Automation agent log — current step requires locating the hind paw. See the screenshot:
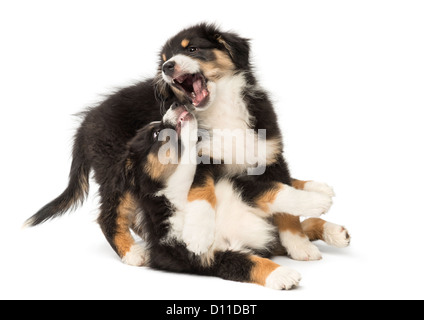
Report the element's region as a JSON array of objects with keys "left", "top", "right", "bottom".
[
  {"left": 265, "top": 266, "right": 302, "bottom": 290},
  {"left": 122, "top": 243, "right": 148, "bottom": 266},
  {"left": 281, "top": 231, "right": 322, "bottom": 261},
  {"left": 323, "top": 222, "right": 351, "bottom": 248}
]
